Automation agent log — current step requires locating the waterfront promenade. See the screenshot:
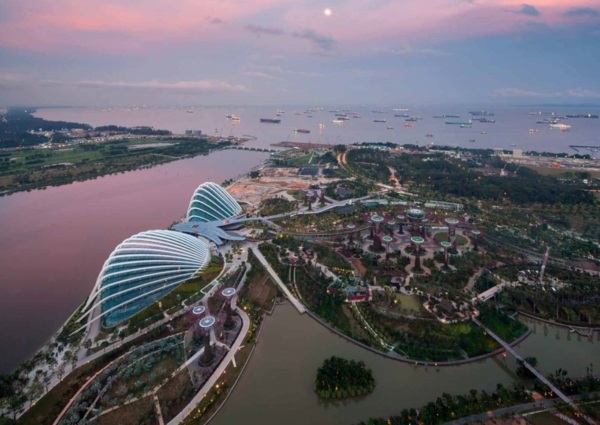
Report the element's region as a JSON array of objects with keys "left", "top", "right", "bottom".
[{"left": 167, "top": 308, "right": 250, "bottom": 424}]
